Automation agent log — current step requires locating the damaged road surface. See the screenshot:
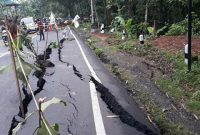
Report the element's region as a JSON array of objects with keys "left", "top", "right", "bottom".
[{"left": 0, "top": 29, "right": 159, "bottom": 135}]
